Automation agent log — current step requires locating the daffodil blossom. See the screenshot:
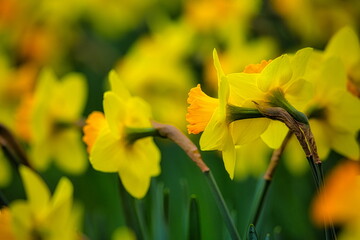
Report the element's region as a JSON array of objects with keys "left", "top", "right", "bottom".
[
  {"left": 83, "top": 71, "right": 161, "bottom": 199},
  {"left": 4, "top": 166, "right": 81, "bottom": 240},
  {"left": 187, "top": 48, "right": 312, "bottom": 178},
  {"left": 16, "top": 69, "right": 88, "bottom": 174}
]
